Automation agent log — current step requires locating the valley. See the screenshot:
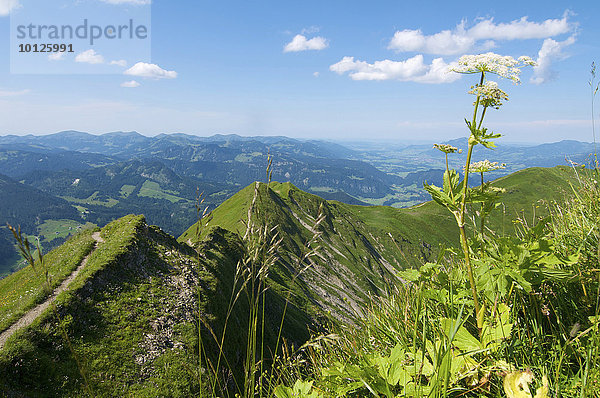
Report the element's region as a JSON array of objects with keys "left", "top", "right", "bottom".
[{"left": 0, "top": 131, "right": 592, "bottom": 277}]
